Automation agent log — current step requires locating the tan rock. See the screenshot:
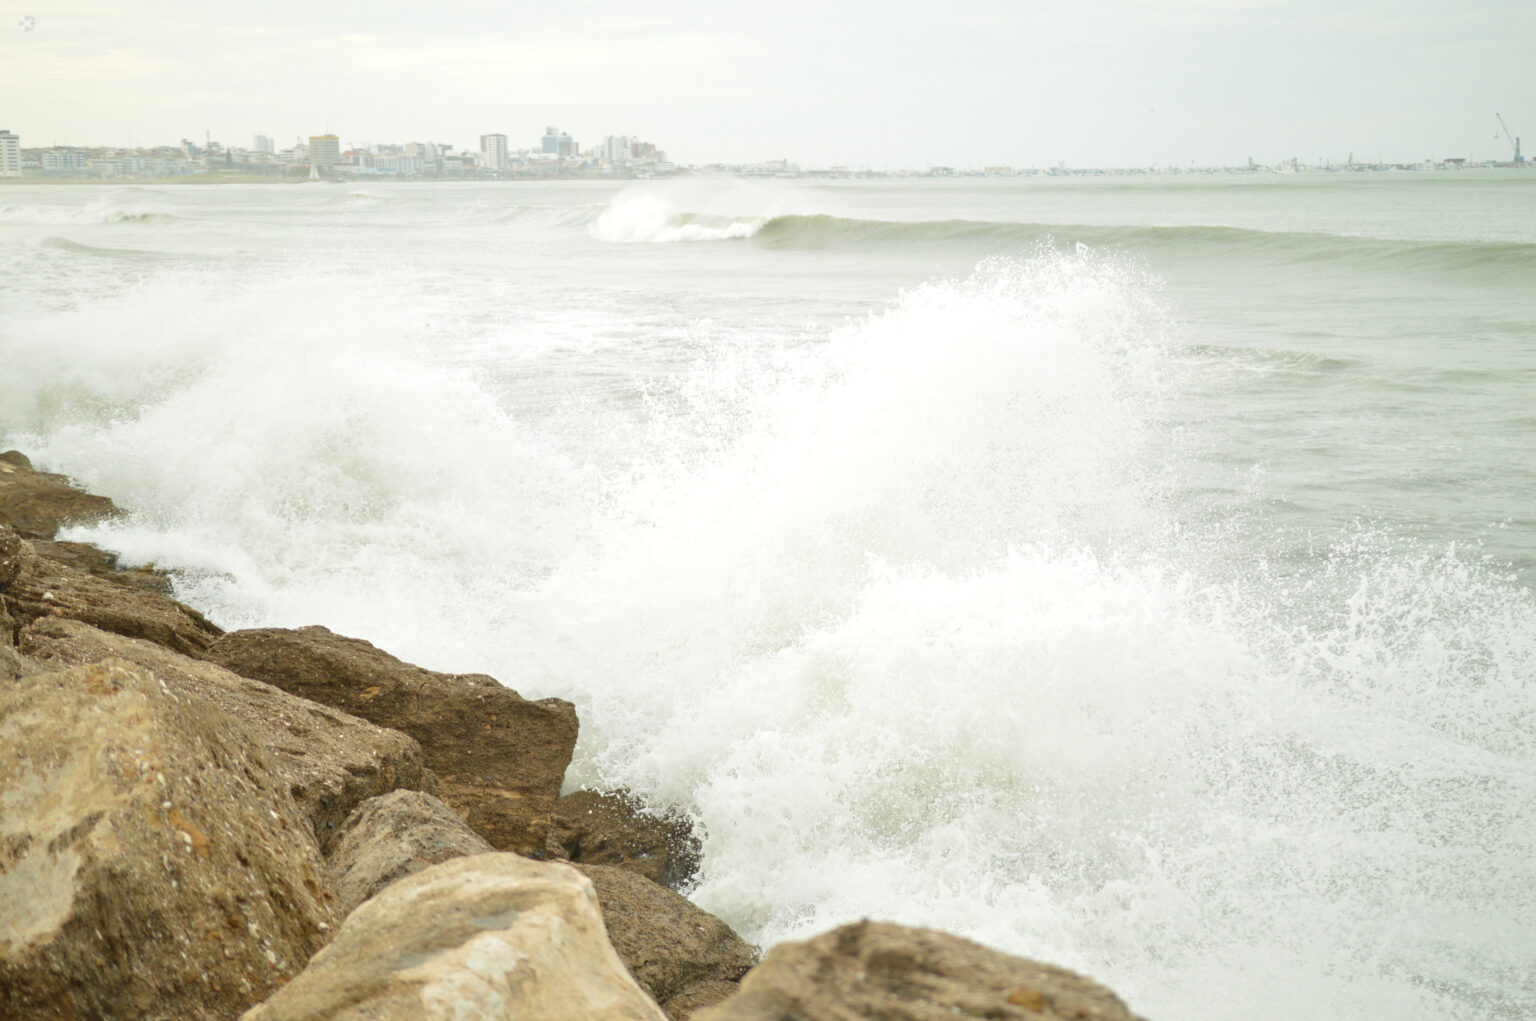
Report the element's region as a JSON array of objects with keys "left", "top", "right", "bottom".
[
  {"left": 0, "top": 452, "right": 175, "bottom": 595},
  {"left": 552, "top": 789, "right": 702, "bottom": 890},
  {"left": 0, "top": 451, "right": 116, "bottom": 539},
  {"left": 0, "top": 642, "right": 40, "bottom": 681},
  {"left": 0, "top": 525, "right": 222, "bottom": 658},
  {"left": 30, "top": 538, "right": 174, "bottom": 596},
  {"left": 0, "top": 659, "right": 337, "bottom": 1020},
  {"left": 328, "top": 790, "right": 495, "bottom": 918},
  {"left": 19, "top": 617, "right": 437, "bottom": 852},
  {"left": 242, "top": 853, "right": 669, "bottom": 1021},
  {"left": 207, "top": 626, "right": 578, "bottom": 855},
  {"left": 577, "top": 864, "right": 758, "bottom": 1020},
  {"left": 693, "top": 920, "right": 1148, "bottom": 1021}
]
